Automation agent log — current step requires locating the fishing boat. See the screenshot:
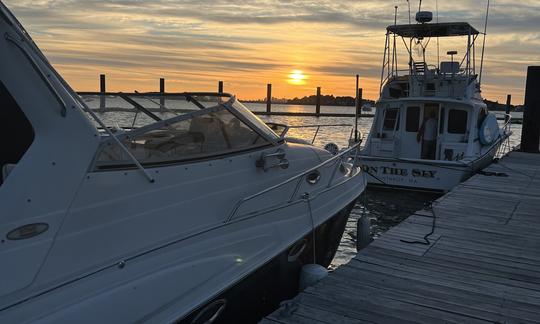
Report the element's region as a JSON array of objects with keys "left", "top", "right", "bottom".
[
  {"left": 358, "top": 9, "right": 511, "bottom": 192},
  {"left": 0, "top": 2, "right": 366, "bottom": 323}
]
